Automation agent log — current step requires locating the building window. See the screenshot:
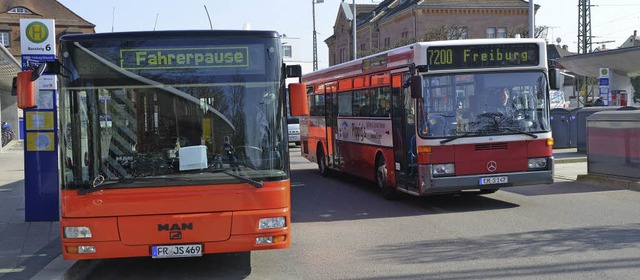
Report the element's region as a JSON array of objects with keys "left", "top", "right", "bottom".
[
  {"left": 0, "top": 32, "right": 9, "bottom": 47},
  {"left": 486, "top": 27, "right": 496, "bottom": 38},
  {"left": 339, "top": 48, "right": 345, "bottom": 63},
  {"left": 401, "top": 30, "right": 409, "bottom": 39},
  {"left": 360, "top": 43, "right": 366, "bottom": 51},
  {"left": 383, "top": 37, "right": 390, "bottom": 48},
  {"left": 497, "top": 27, "right": 507, "bottom": 38},
  {"left": 8, "top": 7, "right": 32, "bottom": 14},
  {"left": 282, "top": 45, "right": 292, "bottom": 58}
]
